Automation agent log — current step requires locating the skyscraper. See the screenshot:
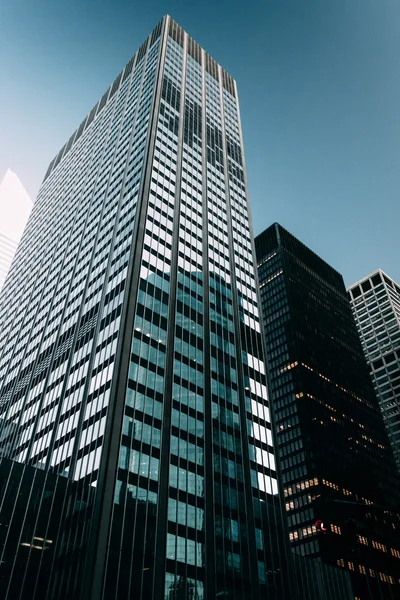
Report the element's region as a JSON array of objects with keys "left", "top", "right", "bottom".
[
  {"left": 348, "top": 270, "right": 400, "bottom": 473},
  {"left": 0, "top": 168, "right": 32, "bottom": 292},
  {"left": 0, "top": 17, "right": 290, "bottom": 600},
  {"left": 255, "top": 223, "right": 400, "bottom": 600}
]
